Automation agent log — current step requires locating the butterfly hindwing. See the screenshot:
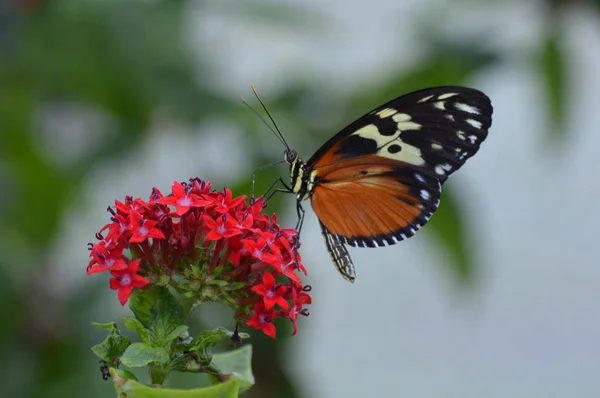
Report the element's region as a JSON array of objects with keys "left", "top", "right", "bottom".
[
  {"left": 311, "top": 157, "right": 442, "bottom": 248},
  {"left": 307, "top": 86, "right": 492, "bottom": 184}
]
